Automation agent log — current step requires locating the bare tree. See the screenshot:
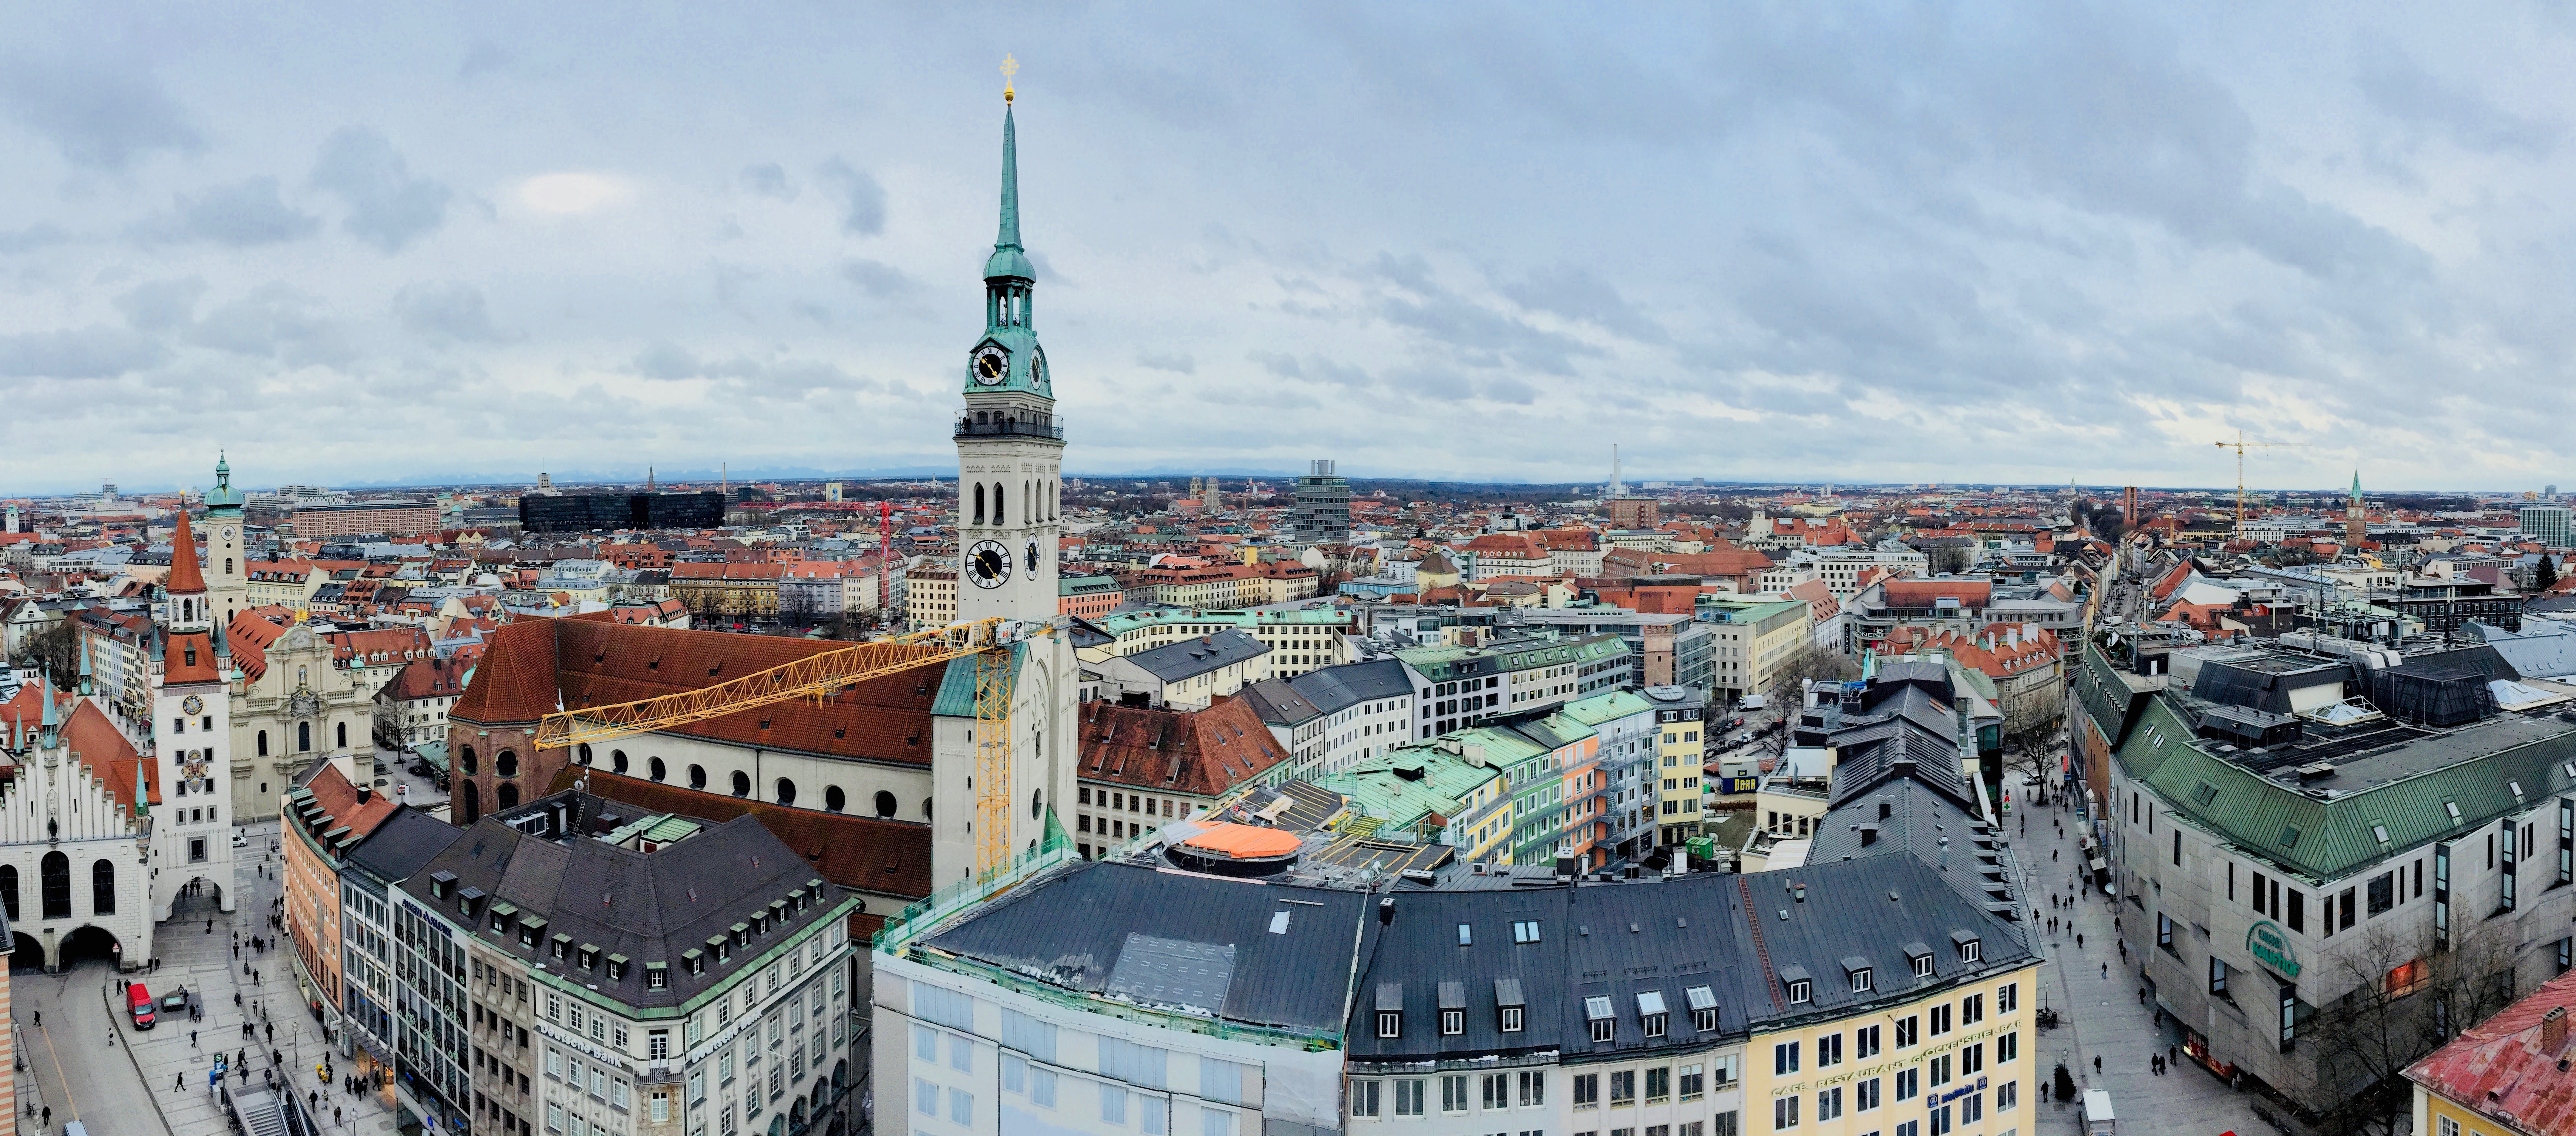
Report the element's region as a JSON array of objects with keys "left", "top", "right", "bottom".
[
  {"left": 1764, "top": 643, "right": 1858, "bottom": 710},
  {"left": 1997, "top": 698, "right": 2064, "bottom": 788},
  {"left": 8, "top": 618, "right": 77, "bottom": 688},
  {"left": 2300, "top": 917, "right": 2522, "bottom": 1136}
]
